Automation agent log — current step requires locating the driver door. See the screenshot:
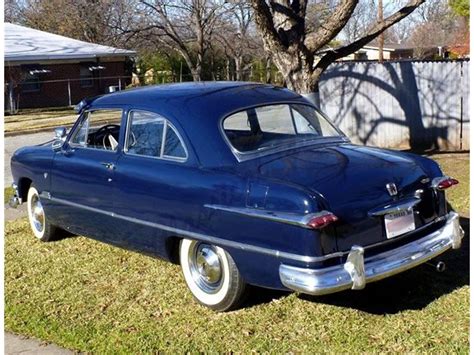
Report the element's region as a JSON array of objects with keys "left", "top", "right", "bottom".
[{"left": 50, "top": 108, "right": 124, "bottom": 240}]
